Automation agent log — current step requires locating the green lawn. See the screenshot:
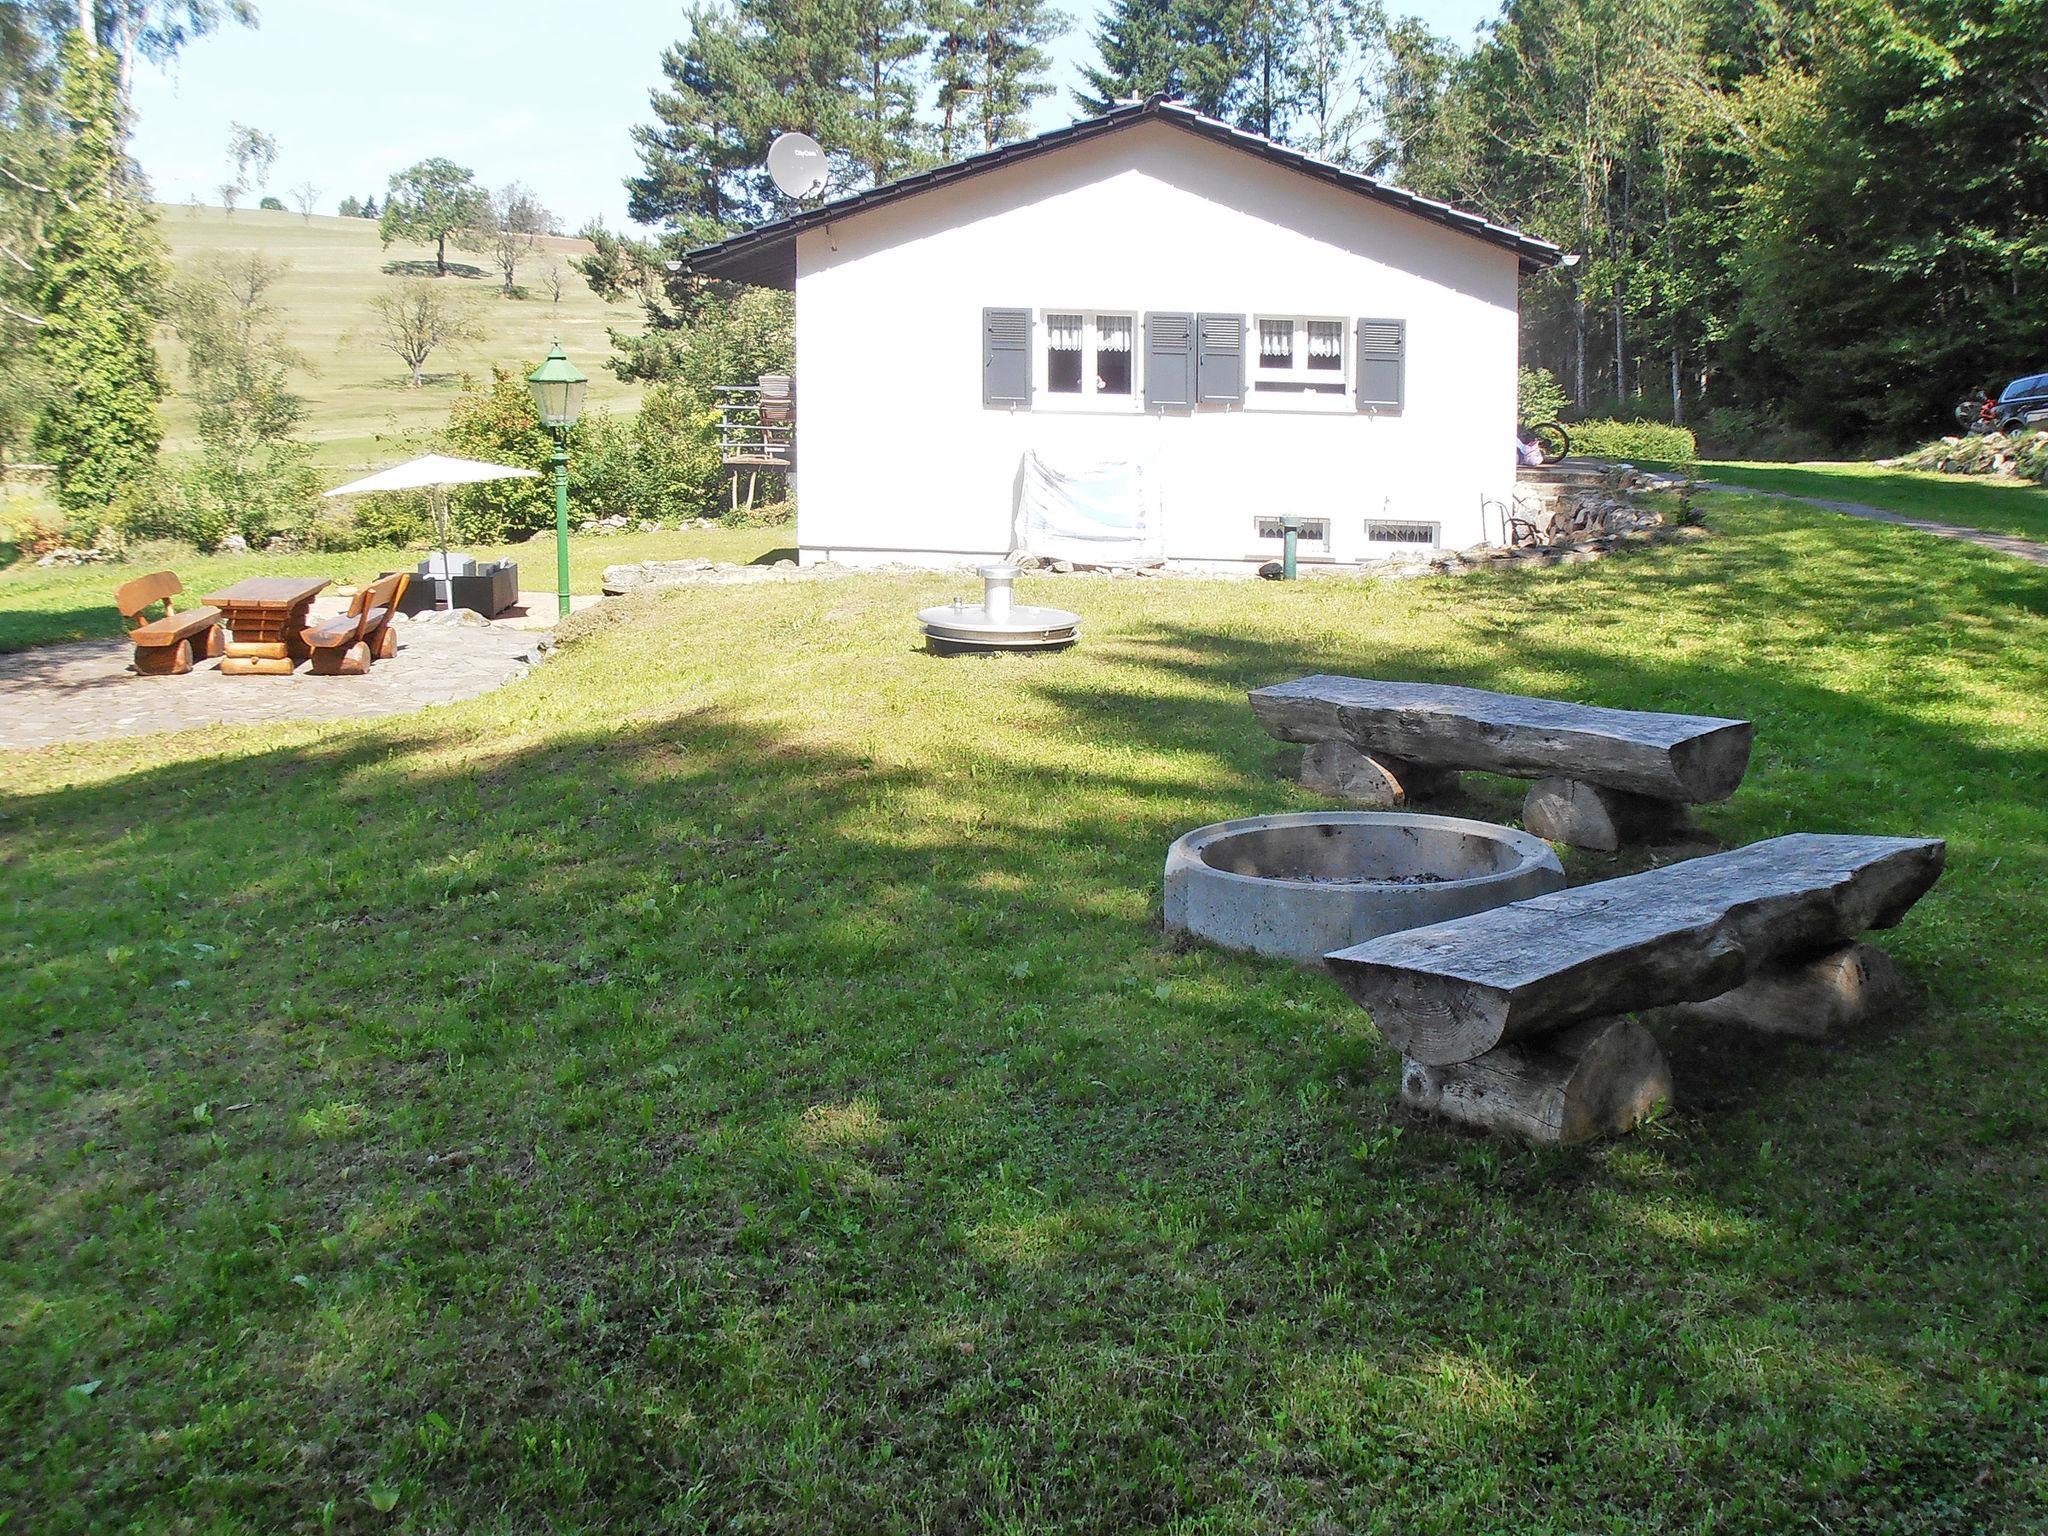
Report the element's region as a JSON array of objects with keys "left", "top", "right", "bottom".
[
  {"left": 155, "top": 204, "right": 648, "bottom": 473},
  {"left": 1701, "top": 458, "right": 2048, "bottom": 543},
  {"left": 0, "top": 526, "right": 791, "bottom": 653},
  {"left": 4, "top": 492, "right": 2044, "bottom": 1531}
]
